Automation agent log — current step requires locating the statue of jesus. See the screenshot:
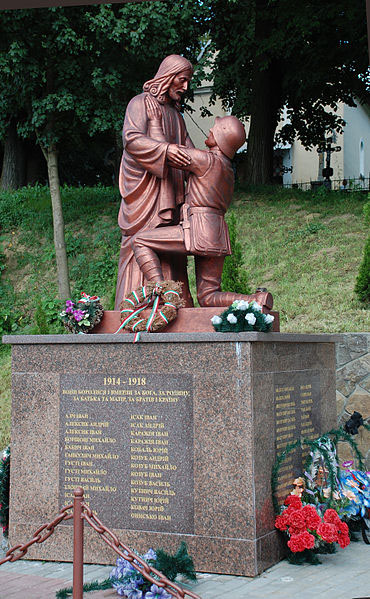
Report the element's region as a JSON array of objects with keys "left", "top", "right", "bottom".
[{"left": 114, "top": 55, "right": 195, "bottom": 309}]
